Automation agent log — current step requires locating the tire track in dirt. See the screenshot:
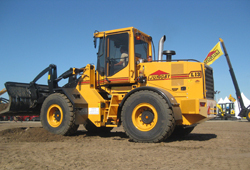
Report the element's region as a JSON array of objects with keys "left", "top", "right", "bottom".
[{"left": 0, "top": 121, "right": 250, "bottom": 170}]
